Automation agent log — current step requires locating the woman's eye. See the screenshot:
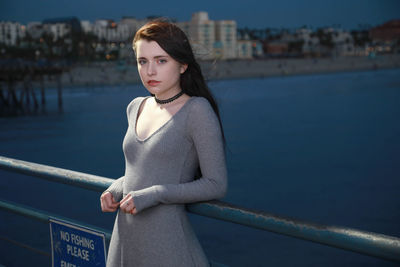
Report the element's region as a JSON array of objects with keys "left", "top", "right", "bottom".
[
  {"left": 158, "top": 59, "right": 167, "bottom": 64},
  {"left": 138, "top": 60, "right": 146, "bottom": 65}
]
